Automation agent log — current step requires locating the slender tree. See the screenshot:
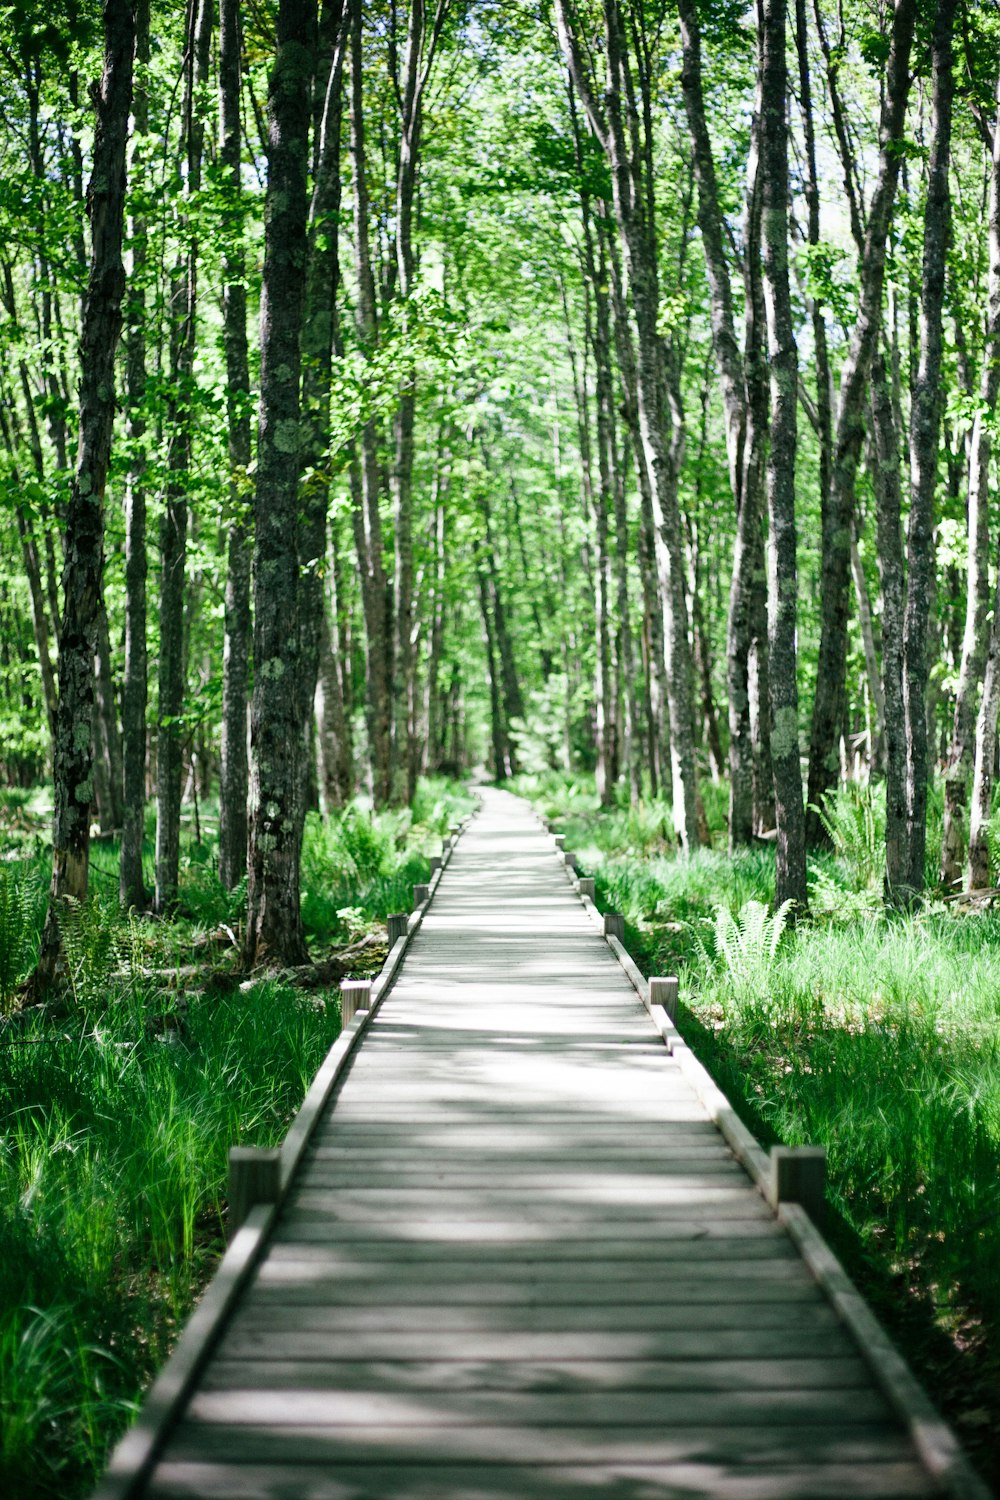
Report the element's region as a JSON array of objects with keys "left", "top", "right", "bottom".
[
  {"left": 555, "top": 0, "right": 700, "bottom": 849},
  {"left": 902, "top": 0, "right": 956, "bottom": 899},
  {"left": 217, "top": 0, "right": 253, "bottom": 891},
  {"left": 805, "top": 0, "right": 916, "bottom": 843},
  {"left": 118, "top": 0, "right": 148, "bottom": 911},
  {"left": 35, "top": 0, "right": 134, "bottom": 989},
  {"left": 154, "top": 0, "right": 212, "bottom": 912},
  {"left": 759, "top": 0, "right": 806, "bottom": 909},
  {"left": 244, "top": 0, "right": 316, "bottom": 968}
]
